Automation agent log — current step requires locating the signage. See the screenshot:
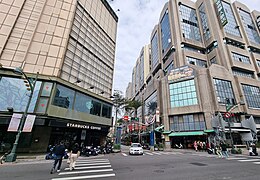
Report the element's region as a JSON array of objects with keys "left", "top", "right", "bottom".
[
  {"left": 66, "top": 123, "right": 101, "bottom": 130},
  {"left": 7, "top": 113, "right": 22, "bottom": 132},
  {"left": 168, "top": 66, "right": 195, "bottom": 82},
  {"left": 123, "top": 116, "right": 129, "bottom": 121},
  {"left": 214, "top": 0, "right": 228, "bottom": 27},
  {"left": 22, "top": 115, "right": 36, "bottom": 132}
]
